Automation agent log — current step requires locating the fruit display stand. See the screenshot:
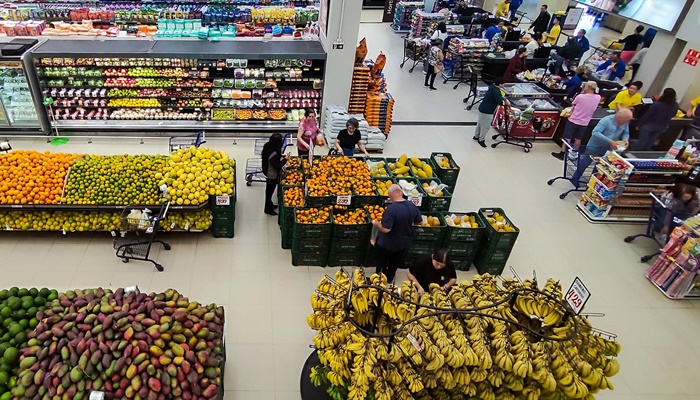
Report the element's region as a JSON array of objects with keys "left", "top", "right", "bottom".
[
  {"left": 305, "top": 268, "right": 622, "bottom": 400},
  {"left": 645, "top": 215, "right": 700, "bottom": 299},
  {"left": 430, "top": 152, "right": 460, "bottom": 191},
  {"left": 577, "top": 152, "right": 683, "bottom": 223},
  {"left": 0, "top": 286, "right": 226, "bottom": 399},
  {"left": 328, "top": 209, "right": 373, "bottom": 267},
  {"left": 0, "top": 148, "right": 235, "bottom": 236},
  {"left": 23, "top": 39, "right": 326, "bottom": 134}
]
